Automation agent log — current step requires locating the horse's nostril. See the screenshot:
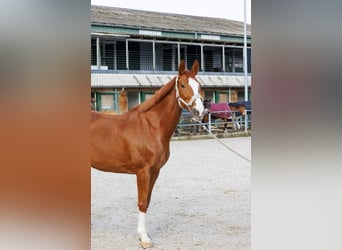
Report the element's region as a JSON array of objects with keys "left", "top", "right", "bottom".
[{"left": 191, "top": 109, "right": 199, "bottom": 118}]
